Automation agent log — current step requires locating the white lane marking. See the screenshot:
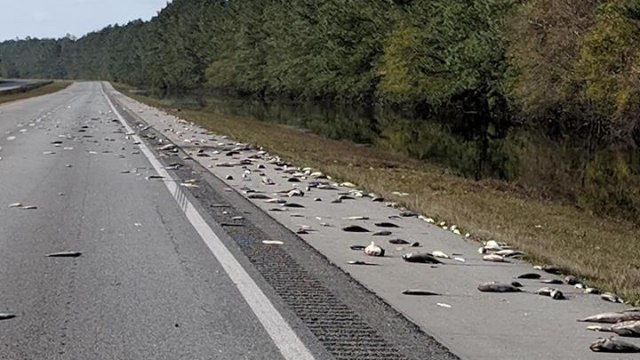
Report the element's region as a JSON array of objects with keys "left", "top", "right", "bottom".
[{"left": 101, "top": 84, "right": 315, "bottom": 360}]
